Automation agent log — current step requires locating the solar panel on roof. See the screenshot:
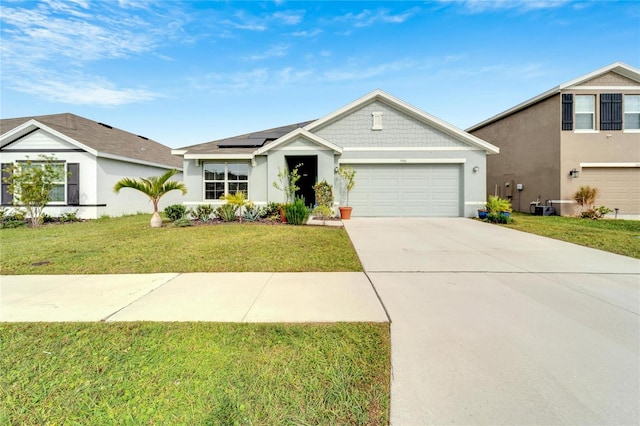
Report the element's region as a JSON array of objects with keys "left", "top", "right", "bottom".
[{"left": 218, "top": 138, "right": 267, "bottom": 148}]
